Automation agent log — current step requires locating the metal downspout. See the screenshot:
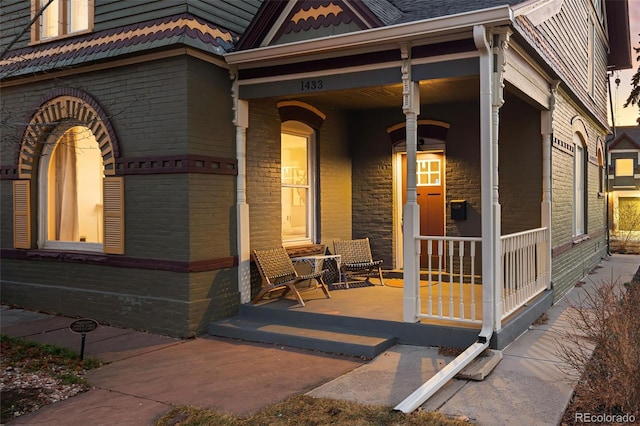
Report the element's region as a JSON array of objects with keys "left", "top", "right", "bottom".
[
  {"left": 394, "top": 24, "right": 498, "bottom": 413},
  {"left": 231, "top": 69, "right": 251, "bottom": 303},
  {"left": 606, "top": 73, "right": 617, "bottom": 254}
]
